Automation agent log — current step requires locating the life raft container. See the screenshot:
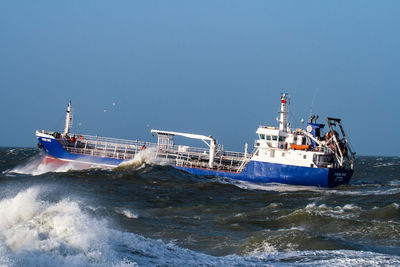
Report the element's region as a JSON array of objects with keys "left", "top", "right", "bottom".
[{"left": 290, "top": 144, "right": 310, "bottom": 150}]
